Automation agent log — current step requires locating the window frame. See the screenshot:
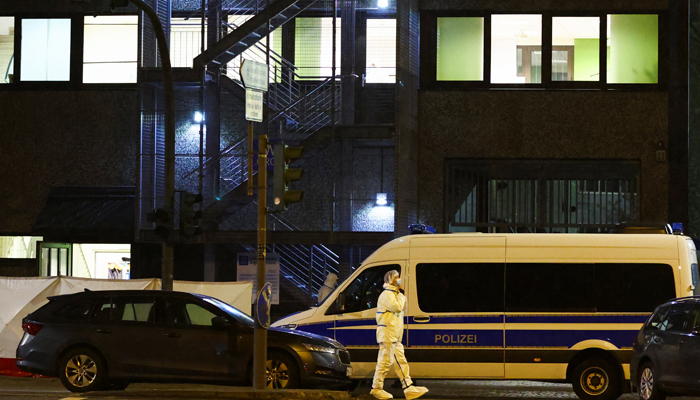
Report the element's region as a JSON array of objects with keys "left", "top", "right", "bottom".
[
  {"left": 421, "top": 9, "right": 668, "bottom": 91},
  {"left": 0, "top": 12, "right": 140, "bottom": 91}
]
